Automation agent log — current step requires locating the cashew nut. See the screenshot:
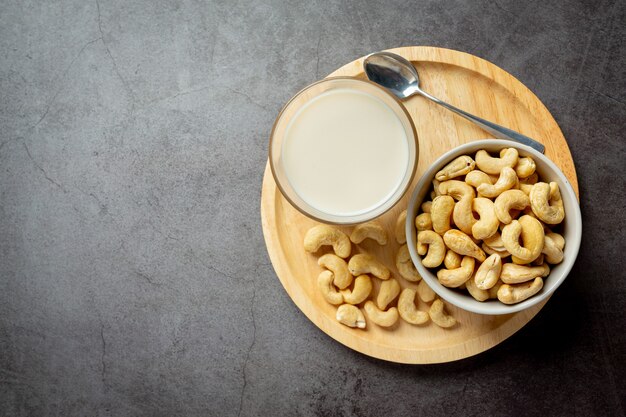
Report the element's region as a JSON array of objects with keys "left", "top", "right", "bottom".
[
  {"left": 348, "top": 254, "right": 390, "bottom": 280},
  {"left": 317, "top": 271, "right": 343, "bottom": 305},
  {"left": 520, "top": 172, "right": 539, "bottom": 185},
  {"left": 442, "top": 229, "right": 486, "bottom": 262},
  {"left": 304, "top": 225, "right": 351, "bottom": 258},
  {"left": 482, "top": 242, "right": 511, "bottom": 258},
  {"left": 437, "top": 256, "right": 475, "bottom": 288},
  {"left": 340, "top": 275, "right": 372, "bottom": 305},
  {"left": 398, "top": 289, "right": 430, "bottom": 325},
  {"left": 439, "top": 180, "right": 476, "bottom": 235},
  {"left": 475, "top": 148, "right": 519, "bottom": 174},
  {"left": 497, "top": 277, "right": 544, "bottom": 304},
  {"left": 501, "top": 263, "right": 550, "bottom": 284},
  {"left": 417, "top": 242, "right": 427, "bottom": 255},
  {"left": 432, "top": 179, "right": 441, "bottom": 197},
  {"left": 532, "top": 253, "right": 545, "bottom": 266},
  {"left": 438, "top": 180, "right": 475, "bottom": 200},
  {"left": 546, "top": 232, "right": 565, "bottom": 250},
  {"left": 494, "top": 190, "right": 530, "bottom": 224},
  {"left": 364, "top": 301, "right": 399, "bottom": 327},
  {"left": 318, "top": 254, "right": 352, "bottom": 290},
  {"left": 444, "top": 249, "right": 462, "bottom": 269},
  {"left": 466, "top": 272, "right": 489, "bottom": 301},
  {"left": 395, "top": 210, "right": 407, "bottom": 244},
  {"left": 476, "top": 167, "right": 518, "bottom": 198},
  {"left": 519, "top": 183, "right": 534, "bottom": 196},
  {"left": 482, "top": 283, "right": 500, "bottom": 302},
  {"left": 541, "top": 234, "right": 564, "bottom": 264},
  {"left": 377, "top": 278, "right": 401, "bottom": 310},
  {"left": 415, "top": 213, "right": 433, "bottom": 232},
  {"left": 421, "top": 201, "right": 432, "bottom": 213},
  {"left": 471, "top": 197, "right": 500, "bottom": 240},
  {"left": 465, "top": 170, "right": 493, "bottom": 188},
  {"left": 428, "top": 299, "right": 456, "bottom": 328},
  {"left": 453, "top": 196, "right": 476, "bottom": 235},
  {"left": 417, "top": 279, "right": 436, "bottom": 303},
  {"left": 350, "top": 222, "right": 388, "bottom": 245},
  {"left": 435, "top": 155, "right": 476, "bottom": 181},
  {"left": 336, "top": 304, "right": 366, "bottom": 329},
  {"left": 530, "top": 182, "right": 565, "bottom": 225},
  {"left": 417, "top": 230, "right": 446, "bottom": 268},
  {"left": 483, "top": 232, "right": 505, "bottom": 251},
  {"left": 474, "top": 253, "right": 502, "bottom": 290},
  {"left": 431, "top": 195, "right": 455, "bottom": 234},
  {"left": 396, "top": 244, "right": 421, "bottom": 282},
  {"left": 515, "top": 156, "right": 536, "bottom": 179},
  {"left": 501, "top": 215, "right": 545, "bottom": 264}
]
